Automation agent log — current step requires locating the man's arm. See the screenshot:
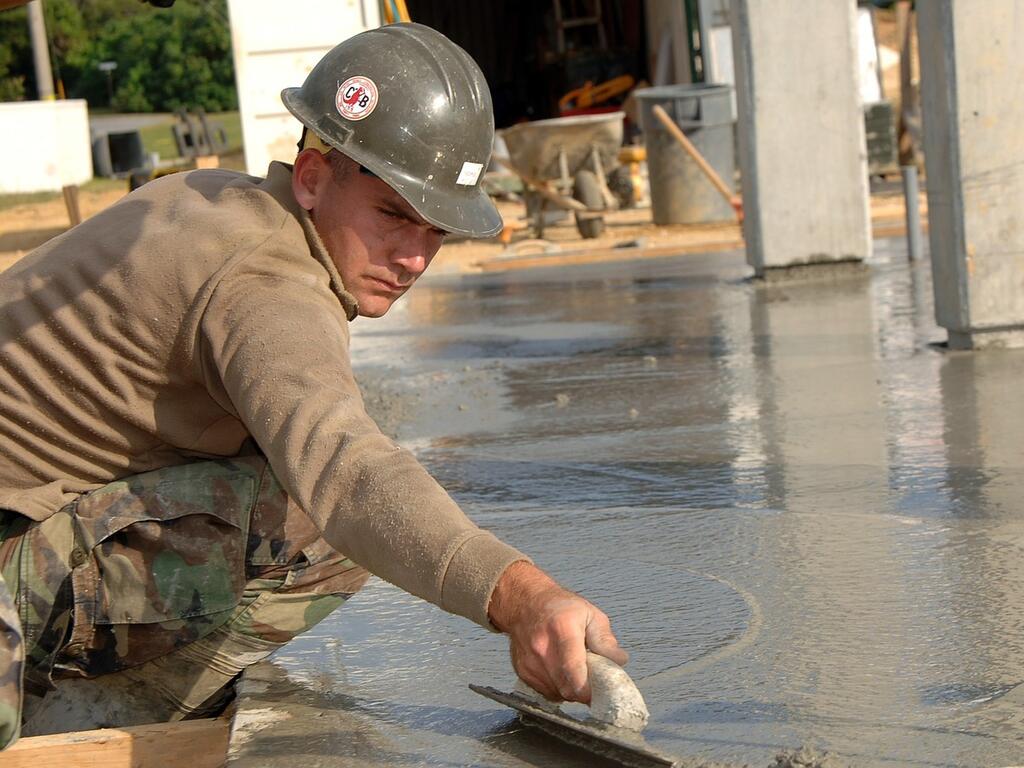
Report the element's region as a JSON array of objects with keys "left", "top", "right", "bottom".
[
  {"left": 488, "top": 560, "right": 627, "bottom": 704},
  {"left": 198, "top": 256, "right": 627, "bottom": 700},
  {"left": 197, "top": 263, "right": 525, "bottom": 628}
]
